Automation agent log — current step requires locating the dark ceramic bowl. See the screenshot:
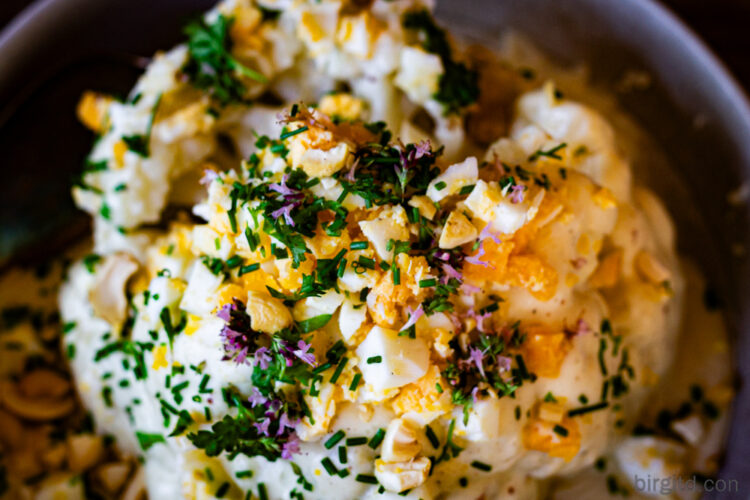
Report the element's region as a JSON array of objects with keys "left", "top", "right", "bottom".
[{"left": 1, "top": 0, "right": 748, "bottom": 496}]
